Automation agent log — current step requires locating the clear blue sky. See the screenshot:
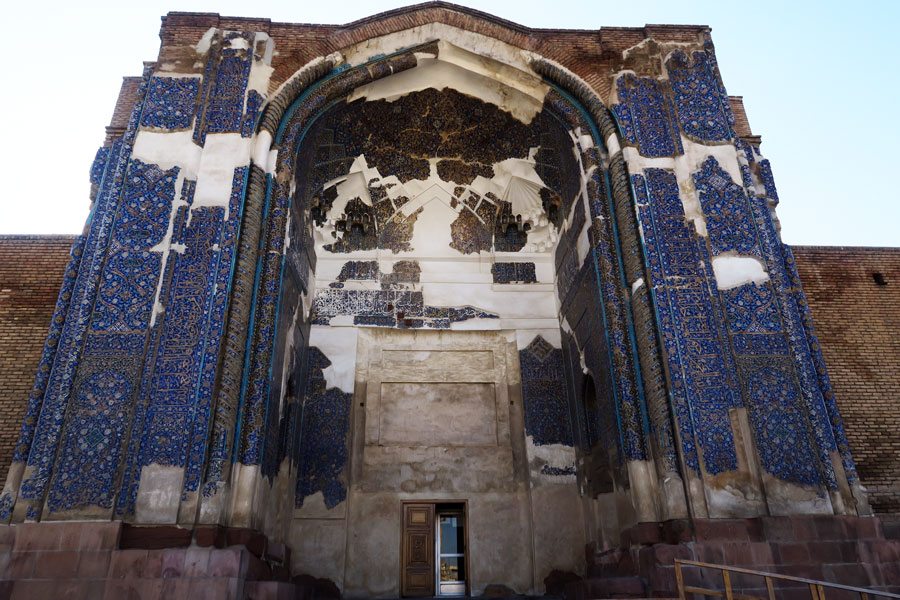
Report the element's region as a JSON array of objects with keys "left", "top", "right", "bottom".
[{"left": 2, "top": 0, "right": 897, "bottom": 247}]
